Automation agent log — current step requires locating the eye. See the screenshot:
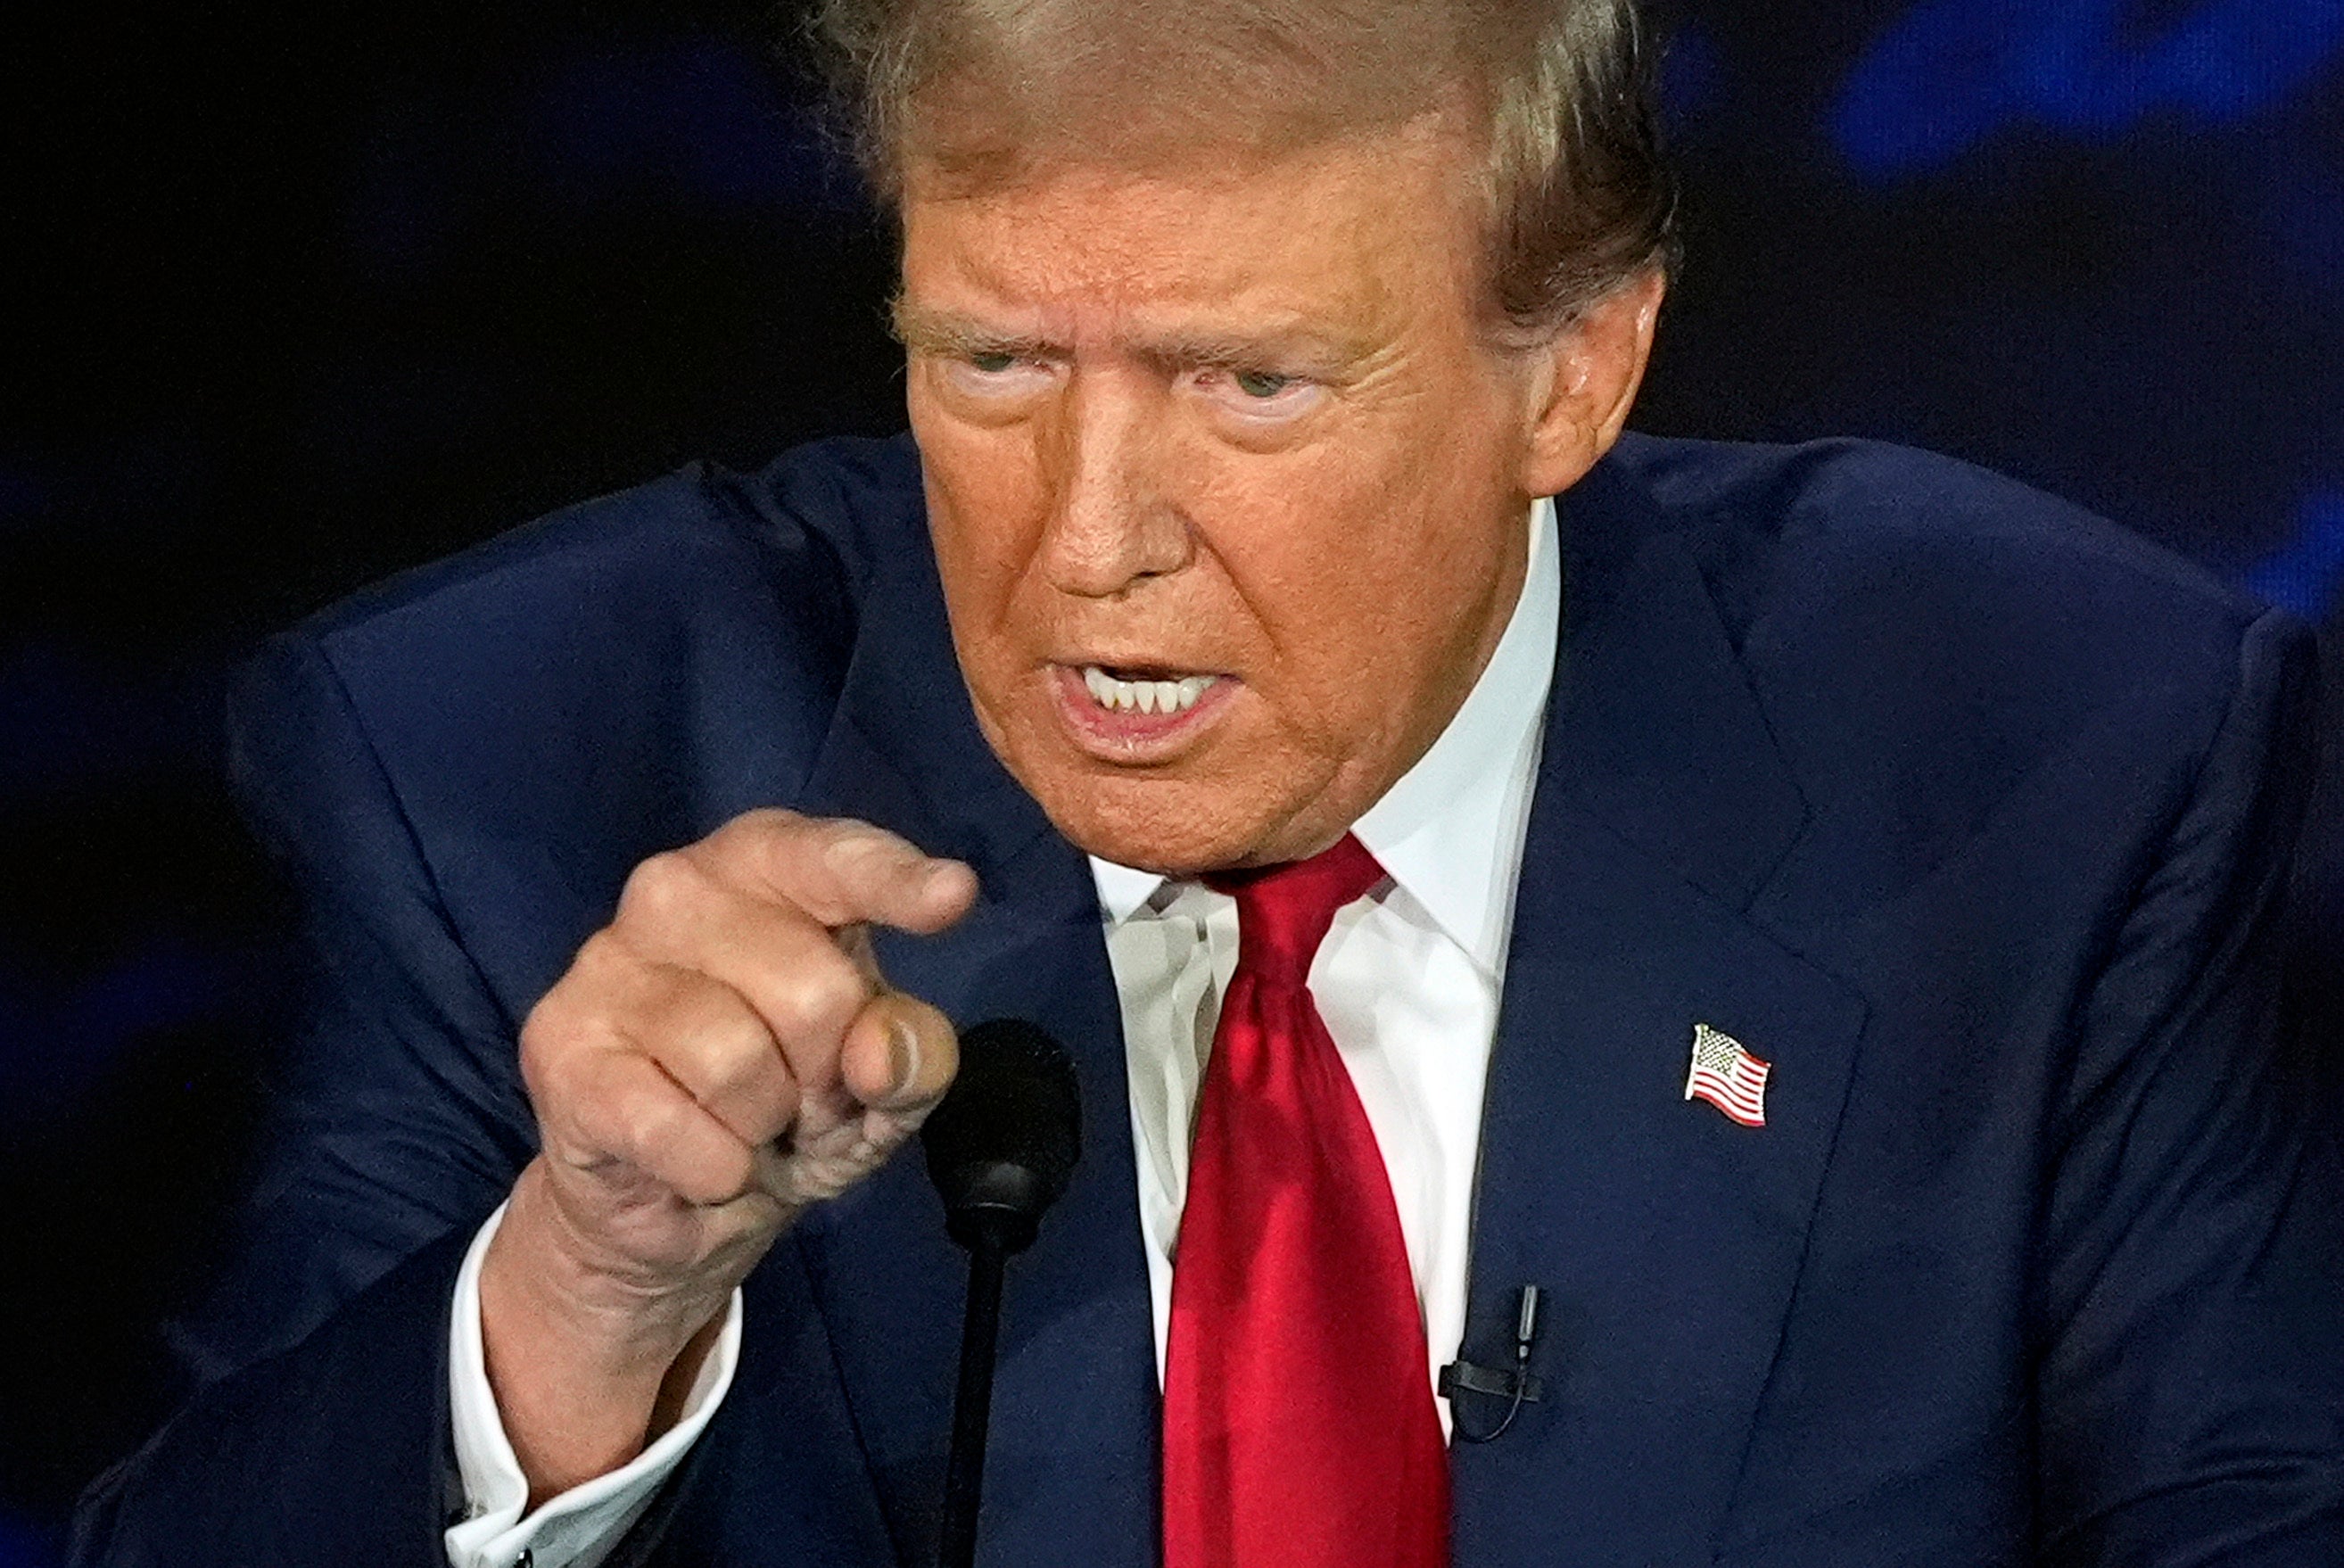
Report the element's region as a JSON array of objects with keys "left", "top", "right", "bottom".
[
  {"left": 939, "top": 351, "right": 1054, "bottom": 405},
  {"left": 1192, "top": 365, "right": 1323, "bottom": 424}
]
